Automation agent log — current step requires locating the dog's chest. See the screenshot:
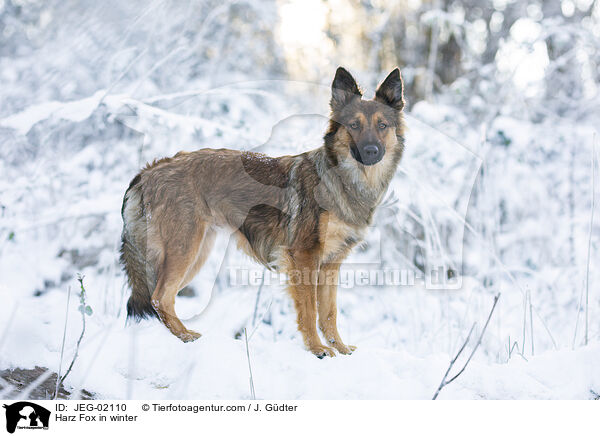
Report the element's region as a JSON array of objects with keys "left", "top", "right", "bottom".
[{"left": 319, "top": 213, "right": 365, "bottom": 263}]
